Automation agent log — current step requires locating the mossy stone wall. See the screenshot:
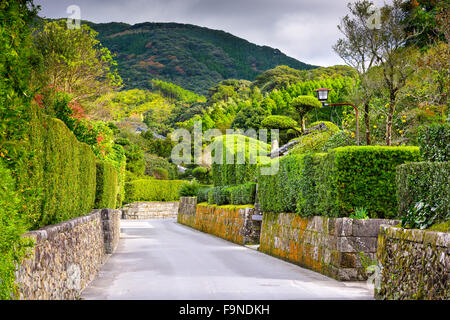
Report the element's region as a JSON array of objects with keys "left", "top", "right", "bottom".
[
  {"left": 259, "top": 212, "right": 399, "bottom": 281},
  {"left": 376, "top": 225, "right": 449, "bottom": 300}
]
